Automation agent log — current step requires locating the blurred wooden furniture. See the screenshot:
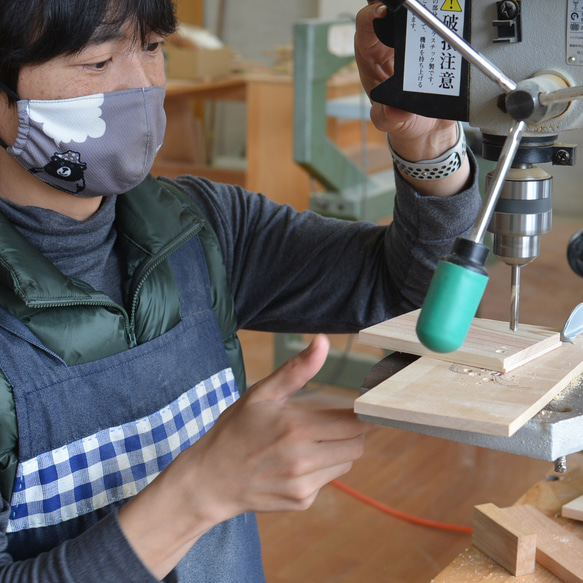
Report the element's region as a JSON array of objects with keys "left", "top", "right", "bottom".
[
  {"left": 153, "top": 72, "right": 389, "bottom": 211},
  {"left": 175, "top": 0, "right": 204, "bottom": 26}
]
